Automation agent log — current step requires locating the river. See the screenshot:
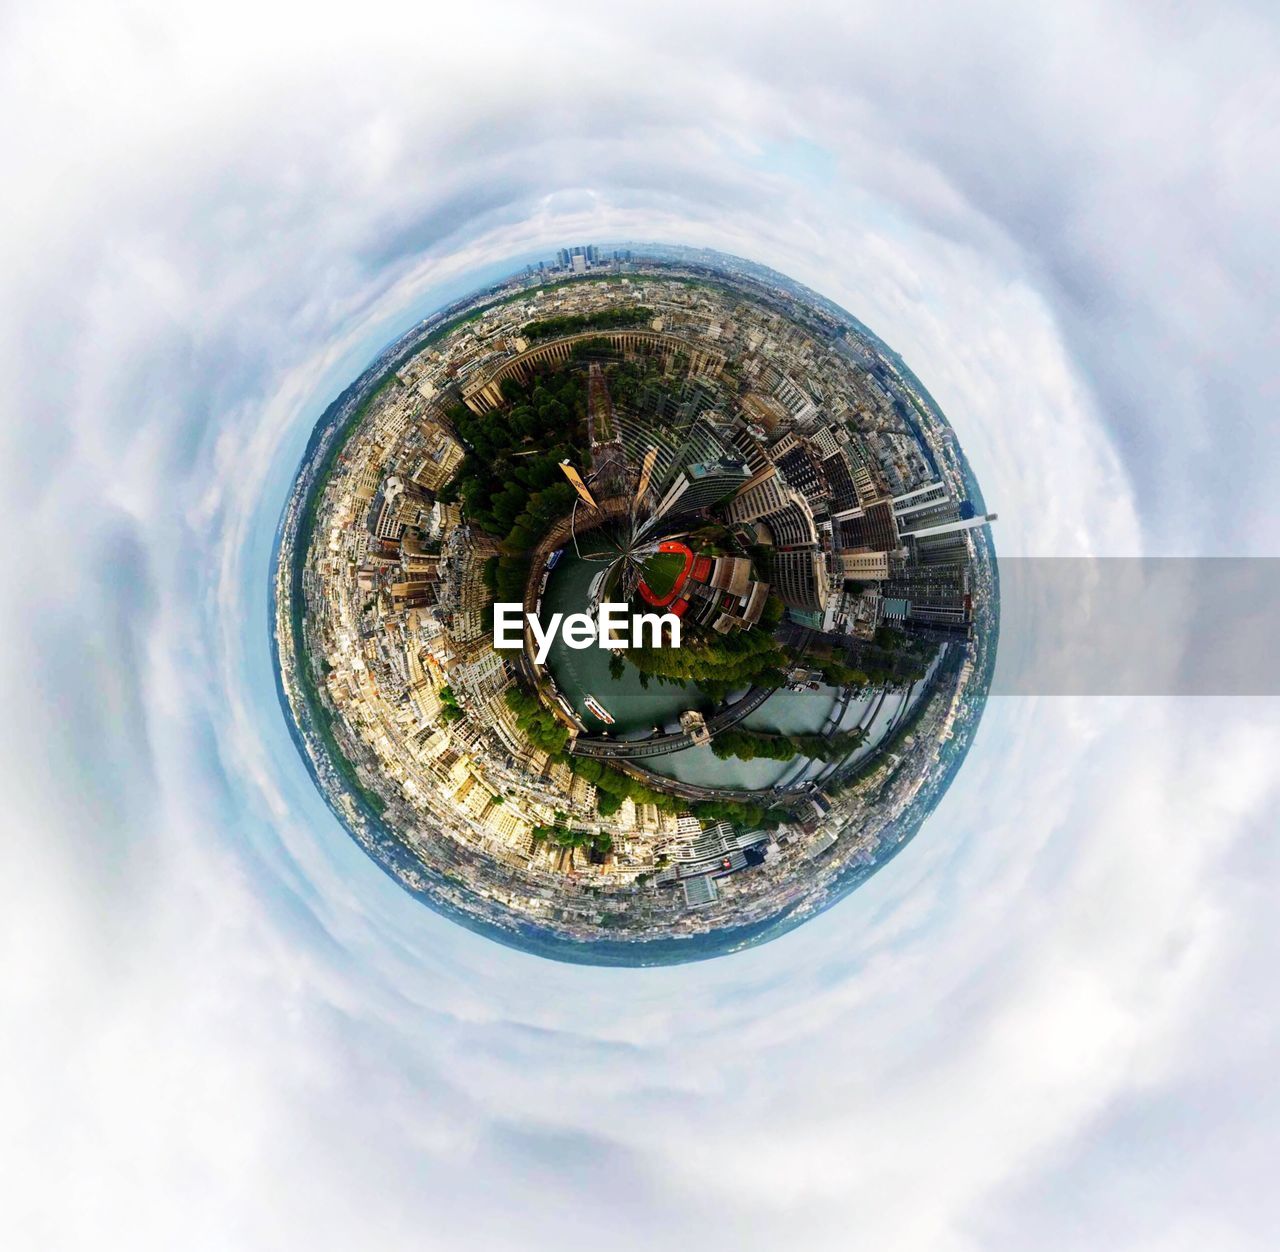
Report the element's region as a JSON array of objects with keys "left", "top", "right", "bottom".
[{"left": 539, "top": 546, "right": 941, "bottom": 792}]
